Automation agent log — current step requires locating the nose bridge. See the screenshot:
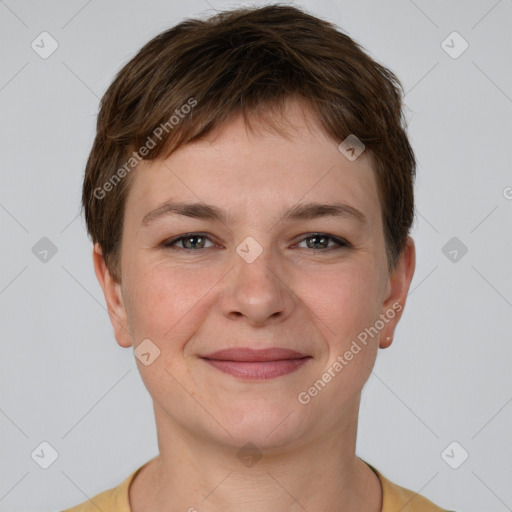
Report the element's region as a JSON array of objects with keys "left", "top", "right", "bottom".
[{"left": 221, "top": 235, "right": 295, "bottom": 324}]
